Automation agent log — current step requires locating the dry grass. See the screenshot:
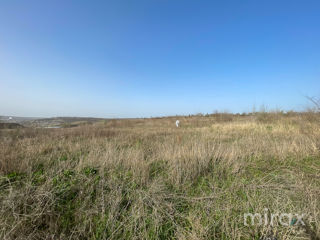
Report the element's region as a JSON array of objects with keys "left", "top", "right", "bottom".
[{"left": 0, "top": 113, "right": 320, "bottom": 239}]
